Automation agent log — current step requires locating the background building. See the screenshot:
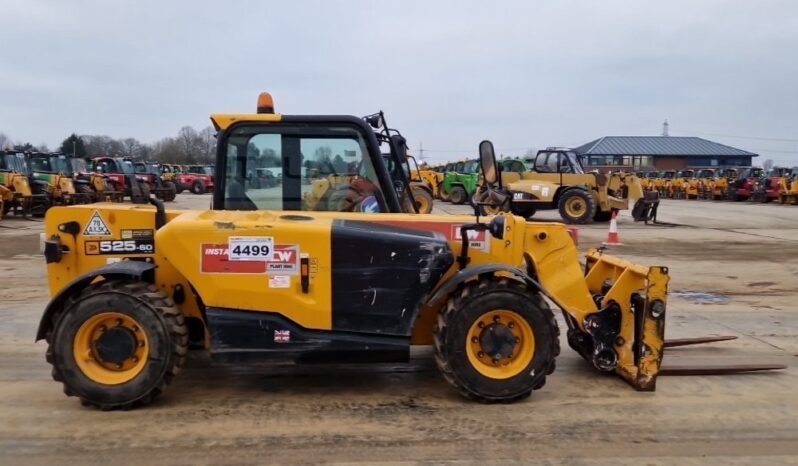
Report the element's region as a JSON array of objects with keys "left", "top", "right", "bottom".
[{"left": 574, "top": 136, "right": 758, "bottom": 171}]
